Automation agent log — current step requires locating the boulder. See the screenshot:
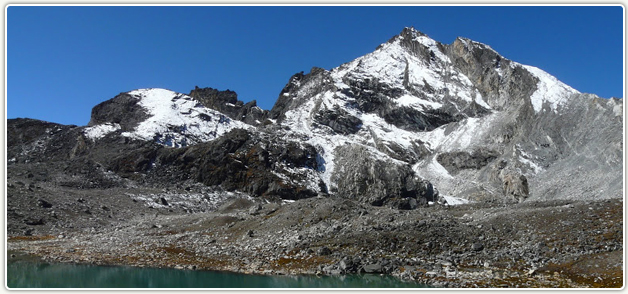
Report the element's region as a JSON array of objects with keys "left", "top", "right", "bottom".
[
  {"left": 362, "top": 263, "right": 383, "bottom": 273},
  {"left": 317, "top": 246, "right": 332, "bottom": 256}
]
